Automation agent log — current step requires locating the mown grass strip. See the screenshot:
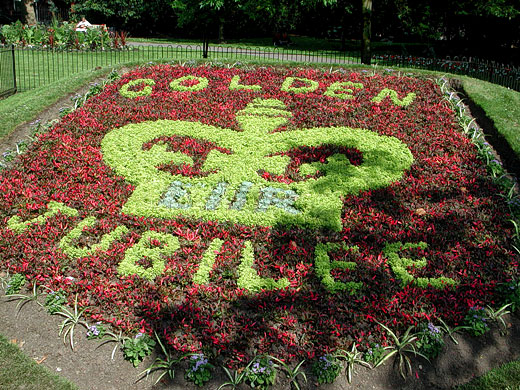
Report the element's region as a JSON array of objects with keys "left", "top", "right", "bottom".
[
  {"left": 456, "top": 359, "right": 520, "bottom": 390},
  {"left": 0, "top": 67, "right": 110, "bottom": 141},
  {"left": 0, "top": 333, "right": 78, "bottom": 390},
  {"left": 460, "top": 76, "right": 520, "bottom": 157}
]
